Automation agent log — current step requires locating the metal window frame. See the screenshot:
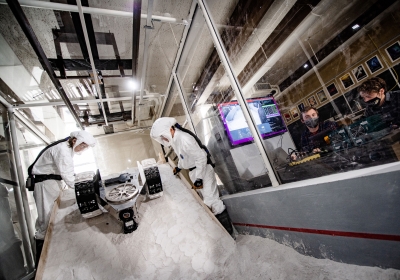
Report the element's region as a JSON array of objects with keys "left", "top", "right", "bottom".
[
  {"left": 0, "top": 97, "right": 35, "bottom": 271},
  {"left": 180, "top": 0, "right": 280, "bottom": 186}
]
